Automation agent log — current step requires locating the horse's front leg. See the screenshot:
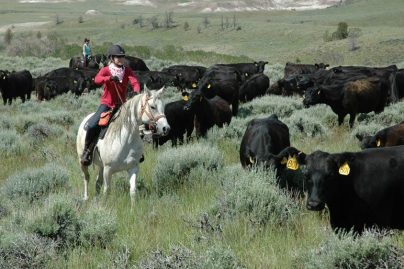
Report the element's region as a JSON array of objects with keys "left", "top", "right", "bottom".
[
  {"left": 128, "top": 166, "right": 139, "bottom": 205},
  {"left": 95, "top": 166, "right": 104, "bottom": 195},
  {"left": 103, "top": 166, "right": 112, "bottom": 195},
  {"left": 81, "top": 165, "right": 90, "bottom": 201}
]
